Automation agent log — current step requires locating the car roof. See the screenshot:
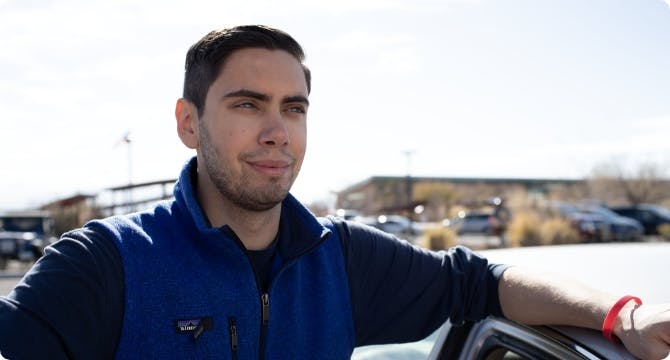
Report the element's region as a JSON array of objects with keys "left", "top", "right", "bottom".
[
  {"left": 478, "top": 242, "right": 670, "bottom": 304},
  {"left": 354, "top": 243, "right": 668, "bottom": 359},
  {"left": 469, "top": 243, "right": 668, "bottom": 359},
  {"left": 461, "top": 211, "right": 493, "bottom": 218}
]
